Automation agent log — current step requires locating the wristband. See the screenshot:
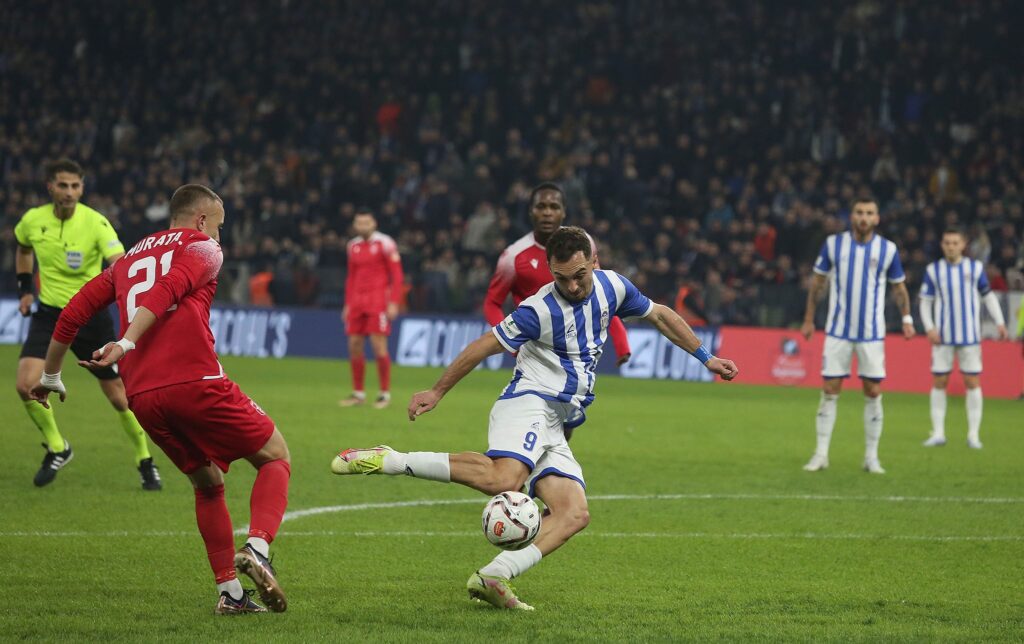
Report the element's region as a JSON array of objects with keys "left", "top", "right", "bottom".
[
  {"left": 691, "top": 344, "right": 713, "bottom": 364},
  {"left": 901, "top": 315, "right": 914, "bottom": 326},
  {"left": 41, "top": 371, "right": 62, "bottom": 387},
  {"left": 17, "top": 272, "right": 34, "bottom": 296},
  {"left": 115, "top": 338, "right": 136, "bottom": 354}
]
